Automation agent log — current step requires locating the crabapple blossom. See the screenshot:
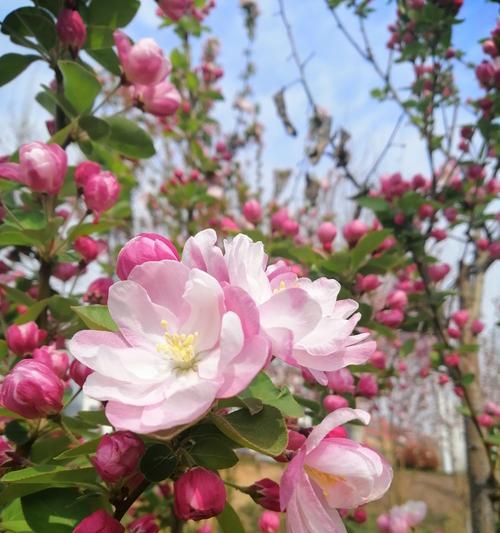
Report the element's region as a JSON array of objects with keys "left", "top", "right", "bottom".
[
  {"left": 73, "top": 510, "right": 124, "bottom": 533},
  {"left": 83, "top": 170, "right": 120, "bottom": 218},
  {"left": 56, "top": 8, "right": 87, "bottom": 50},
  {"left": 248, "top": 478, "right": 281, "bottom": 511},
  {"left": 133, "top": 82, "right": 181, "bottom": 117},
  {"left": 258, "top": 510, "right": 281, "bottom": 533},
  {"left": 243, "top": 199, "right": 263, "bottom": 224},
  {"left": 6, "top": 322, "right": 47, "bottom": 356},
  {"left": 323, "top": 394, "right": 349, "bottom": 412}
]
